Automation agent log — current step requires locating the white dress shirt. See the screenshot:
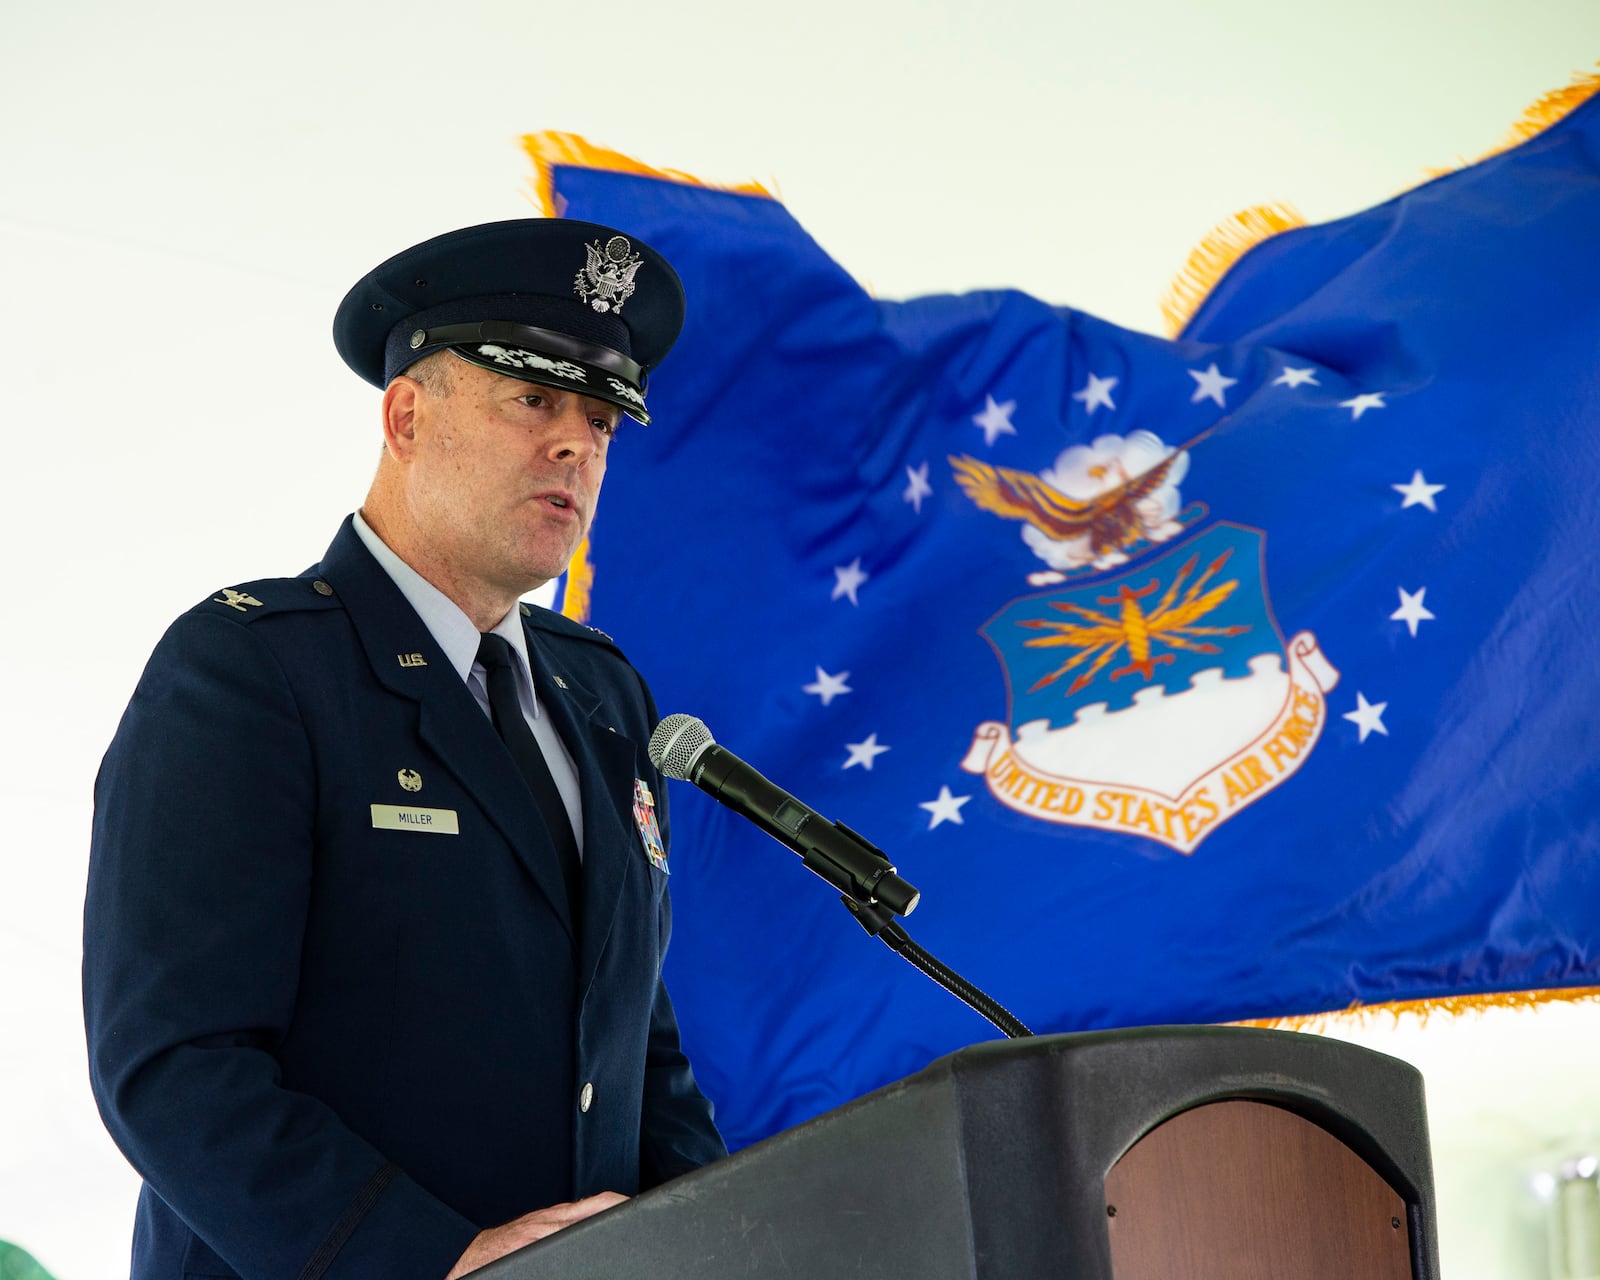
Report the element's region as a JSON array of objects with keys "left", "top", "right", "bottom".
[{"left": 352, "top": 511, "right": 584, "bottom": 853}]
